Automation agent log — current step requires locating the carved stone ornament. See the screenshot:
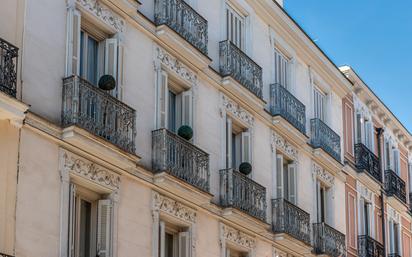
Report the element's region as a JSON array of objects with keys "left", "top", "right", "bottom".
[
  {"left": 357, "top": 182, "right": 373, "bottom": 202},
  {"left": 220, "top": 223, "right": 255, "bottom": 250},
  {"left": 152, "top": 191, "right": 197, "bottom": 224},
  {"left": 387, "top": 206, "right": 400, "bottom": 222},
  {"left": 273, "top": 248, "right": 287, "bottom": 257},
  {"left": 313, "top": 163, "right": 334, "bottom": 186},
  {"left": 61, "top": 150, "right": 120, "bottom": 191},
  {"left": 221, "top": 94, "right": 254, "bottom": 127},
  {"left": 272, "top": 131, "right": 298, "bottom": 161},
  {"left": 77, "top": 0, "right": 126, "bottom": 33},
  {"left": 155, "top": 46, "right": 197, "bottom": 85}
]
